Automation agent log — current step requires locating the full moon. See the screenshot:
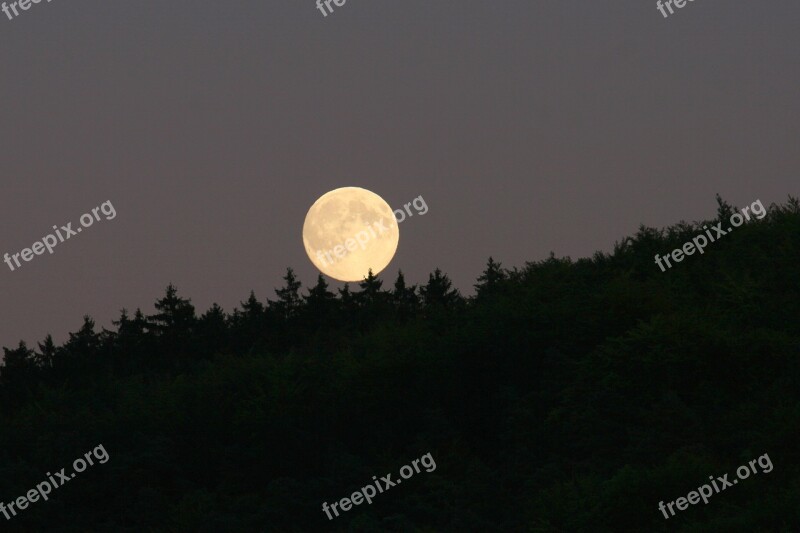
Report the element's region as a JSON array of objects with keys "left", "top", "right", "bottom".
[{"left": 303, "top": 187, "right": 399, "bottom": 282}]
